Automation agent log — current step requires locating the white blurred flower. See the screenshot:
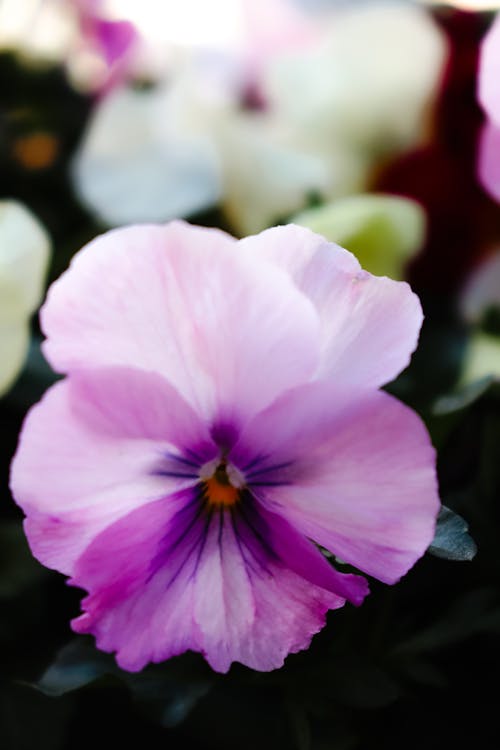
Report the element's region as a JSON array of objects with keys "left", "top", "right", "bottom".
[
  {"left": 72, "top": 77, "right": 223, "bottom": 225},
  {"left": 0, "top": 0, "right": 75, "bottom": 61},
  {"left": 263, "top": 3, "right": 448, "bottom": 157},
  {"left": 72, "top": 1, "right": 448, "bottom": 235},
  {"left": 221, "top": 2, "right": 447, "bottom": 233},
  {"left": 0, "top": 201, "right": 51, "bottom": 396},
  {"left": 215, "top": 112, "right": 333, "bottom": 234}
]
